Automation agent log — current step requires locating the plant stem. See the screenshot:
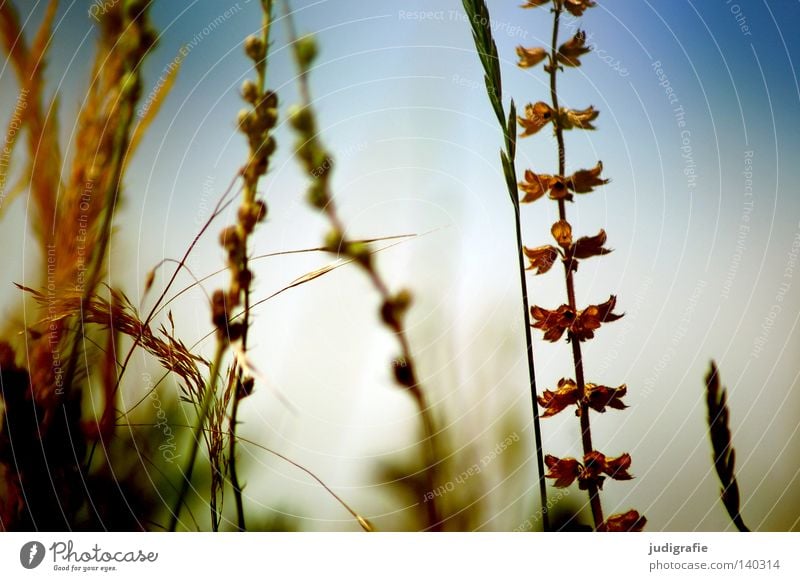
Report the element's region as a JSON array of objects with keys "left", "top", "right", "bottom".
[
  {"left": 169, "top": 342, "right": 225, "bottom": 532},
  {"left": 461, "top": 0, "right": 549, "bottom": 531},
  {"left": 512, "top": 203, "right": 550, "bottom": 532},
  {"left": 284, "top": 0, "right": 441, "bottom": 530},
  {"left": 548, "top": 1, "right": 603, "bottom": 530},
  {"left": 228, "top": 377, "right": 246, "bottom": 530}
]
